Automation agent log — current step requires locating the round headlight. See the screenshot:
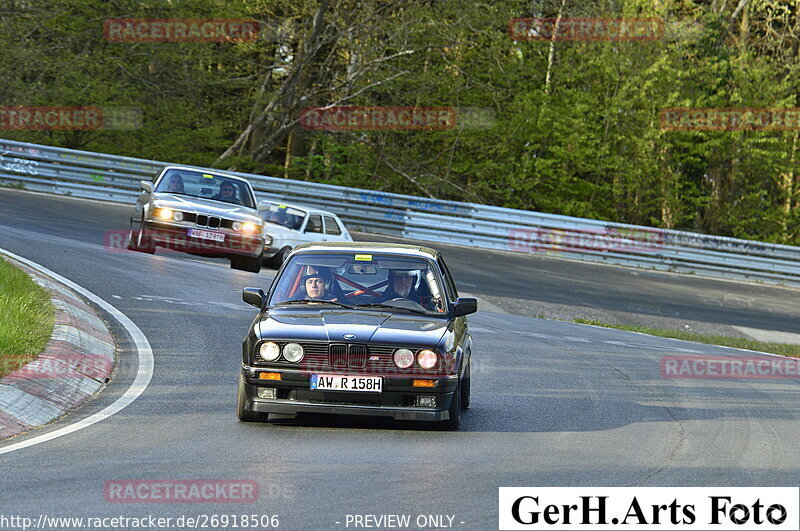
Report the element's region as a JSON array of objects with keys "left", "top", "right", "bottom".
[
  {"left": 154, "top": 207, "right": 173, "bottom": 220},
  {"left": 393, "top": 348, "right": 414, "bottom": 369},
  {"left": 172, "top": 211, "right": 184, "bottom": 222},
  {"left": 241, "top": 222, "right": 257, "bottom": 234},
  {"left": 232, "top": 221, "right": 242, "bottom": 231},
  {"left": 417, "top": 349, "right": 438, "bottom": 369},
  {"left": 283, "top": 342, "right": 304, "bottom": 362},
  {"left": 258, "top": 341, "right": 280, "bottom": 362}
]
